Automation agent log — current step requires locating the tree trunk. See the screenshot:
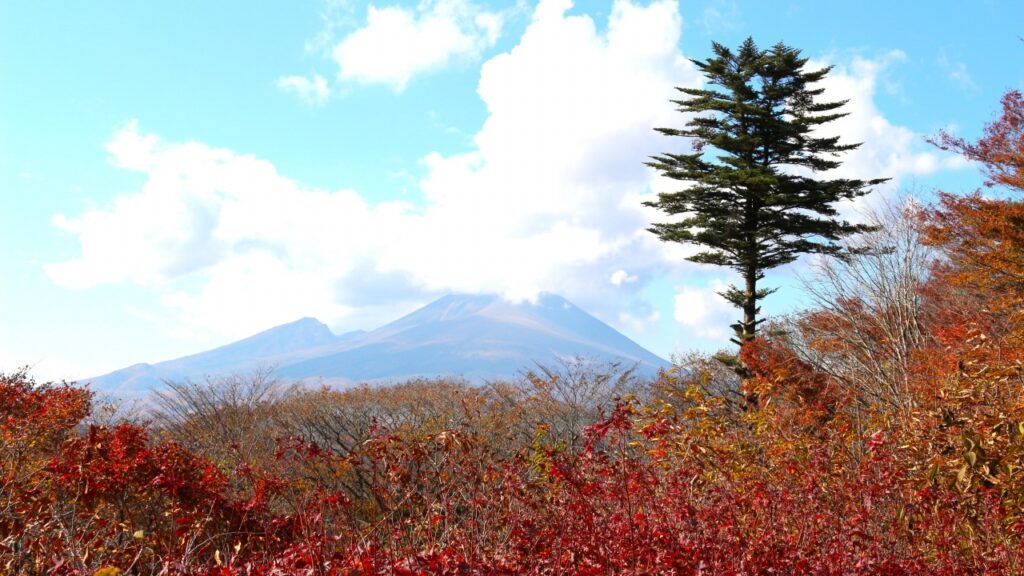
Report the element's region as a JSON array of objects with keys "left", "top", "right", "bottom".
[
  {"left": 742, "top": 268, "right": 757, "bottom": 342},
  {"left": 741, "top": 266, "right": 759, "bottom": 407}
]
